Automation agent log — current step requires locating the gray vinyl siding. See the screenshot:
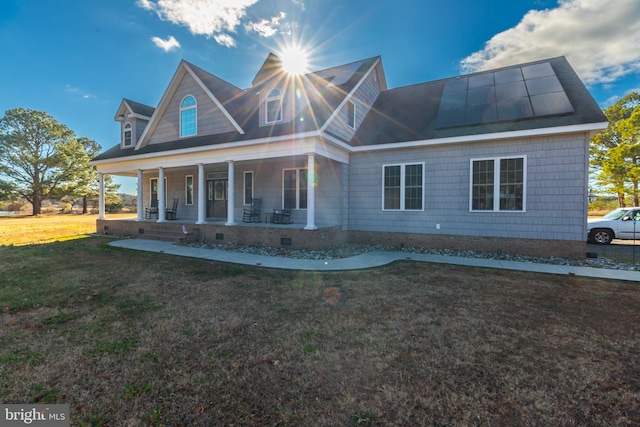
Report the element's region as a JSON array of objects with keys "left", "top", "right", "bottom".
[
  {"left": 232, "top": 157, "right": 343, "bottom": 225},
  {"left": 347, "top": 133, "right": 589, "bottom": 242},
  {"left": 149, "top": 73, "right": 236, "bottom": 144},
  {"left": 325, "top": 67, "right": 381, "bottom": 140},
  {"left": 142, "top": 157, "right": 344, "bottom": 225},
  {"left": 141, "top": 168, "right": 200, "bottom": 220}
]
